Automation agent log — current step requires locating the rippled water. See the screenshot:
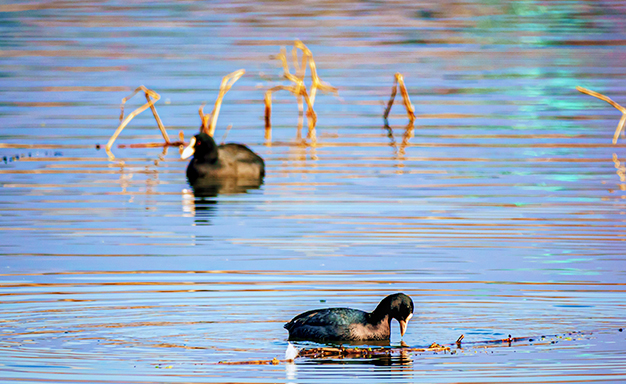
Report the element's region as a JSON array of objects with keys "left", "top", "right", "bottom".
[{"left": 1, "top": 1, "right": 625, "bottom": 383}]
